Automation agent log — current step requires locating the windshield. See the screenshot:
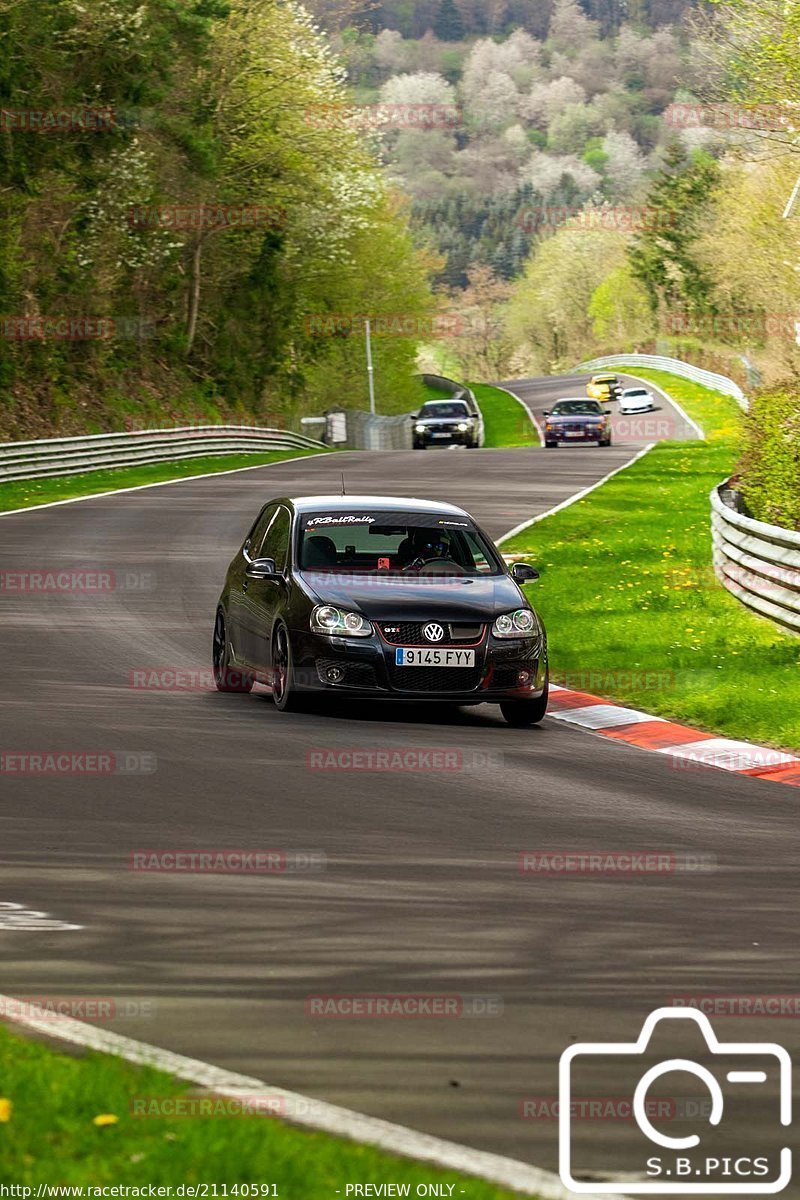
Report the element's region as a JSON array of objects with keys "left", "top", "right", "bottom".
[
  {"left": 624, "top": 389, "right": 647, "bottom": 397},
  {"left": 552, "top": 400, "right": 604, "bottom": 416},
  {"left": 298, "top": 510, "right": 502, "bottom": 576},
  {"left": 419, "top": 401, "right": 469, "bottom": 419}
]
